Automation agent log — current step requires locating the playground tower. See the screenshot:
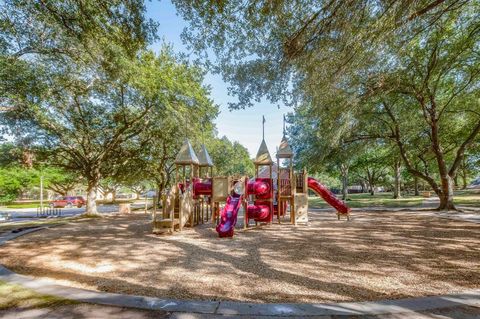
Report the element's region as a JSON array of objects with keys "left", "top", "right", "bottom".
[
  {"left": 244, "top": 138, "right": 275, "bottom": 227},
  {"left": 153, "top": 139, "right": 199, "bottom": 233},
  {"left": 195, "top": 143, "right": 214, "bottom": 223},
  {"left": 276, "top": 135, "right": 295, "bottom": 223},
  {"left": 197, "top": 144, "right": 213, "bottom": 178}
]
